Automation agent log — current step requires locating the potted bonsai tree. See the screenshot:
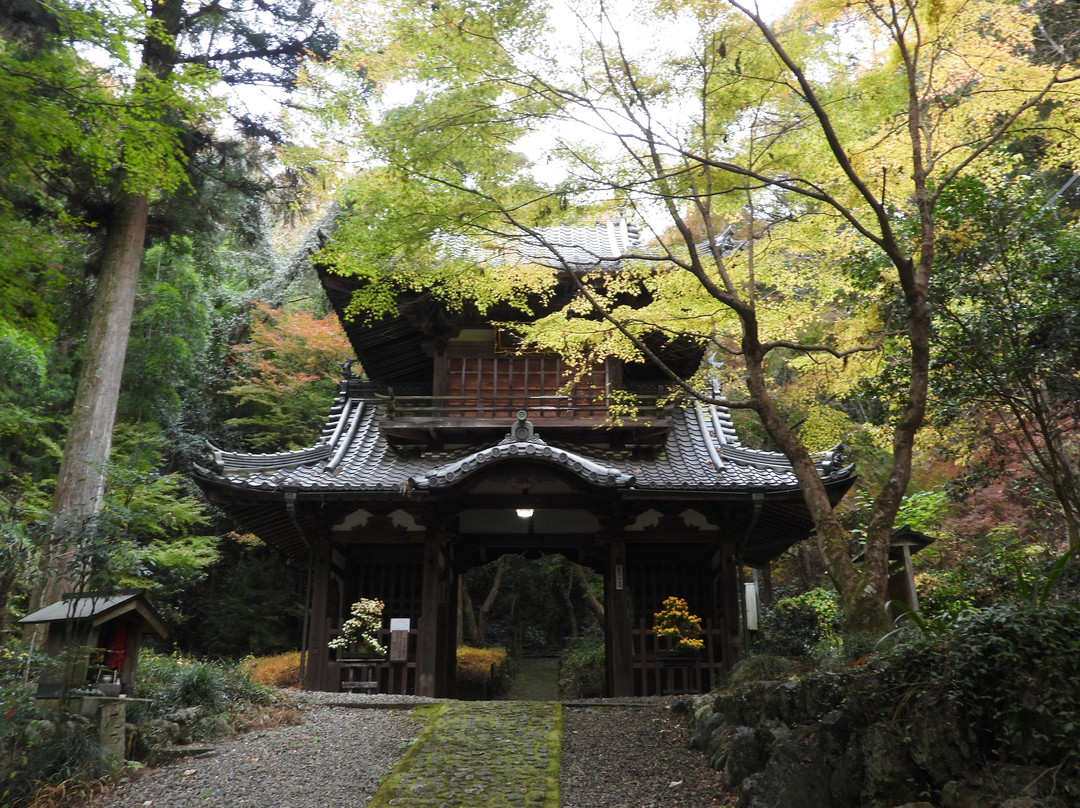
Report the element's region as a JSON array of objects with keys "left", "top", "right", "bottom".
[
  {"left": 653, "top": 596, "right": 704, "bottom": 661},
  {"left": 329, "top": 598, "right": 387, "bottom": 659}
]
